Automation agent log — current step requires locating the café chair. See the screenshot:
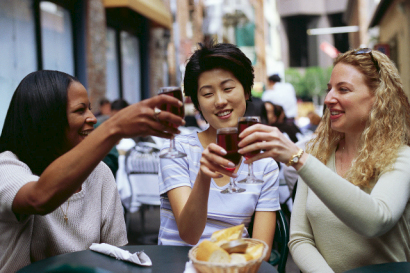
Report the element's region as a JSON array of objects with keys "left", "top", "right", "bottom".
[
  {"left": 248, "top": 210, "right": 289, "bottom": 273},
  {"left": 271, "top": 210, "right": 289, "bottom": 273},
  {"left": 124, "top": 140, "right": 162, "bottom": 236}
]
